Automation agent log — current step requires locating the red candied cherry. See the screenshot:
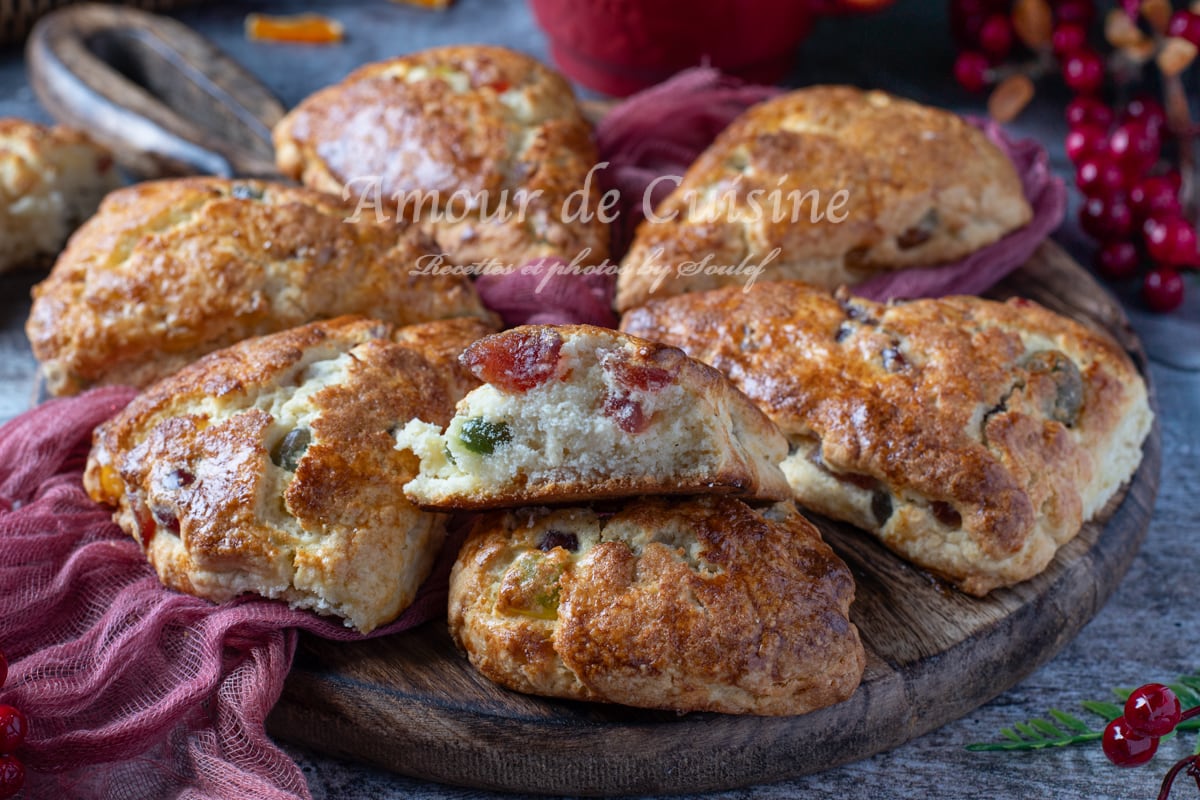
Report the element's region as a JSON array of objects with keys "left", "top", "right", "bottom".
[
  {"left": 1167, "top": 10, "right": 1200, "bottom": 47},
  {"left": 1080, "top": 194, "right": 1133, "bottom": 241},
  {"left": 1052, "top": 23, "right": 1089, "bottom": 57},
  {"left": 1145, "top": 216, "right": 1198, "bottom": 267},
  {"left": 1075, "top": 155, "right": 1124, "bottom": 196},
  {"left": 1143, "top": 268, "right": 1185, "bottom": 312},
  {"left": 1108, "top": 122, "right": 1161, "bottom": 179},
  {"left": 1130, "top": 176, "right": 1182, "bottom": 221},
  {"left": 954, "top": 51, "right": 991, "bottom": 92},
  {"left": 1095, "top": 240, "right": 1140, "bottom": 280},
  {"left": 1124, "top": 683, "right": 1183, "bottom": 739},
  {"left": 1102, "top": 717, "right": 1159, "bottom": 767},
  {"left": 1163, "top": 170, "right": 1183, "bottom": 192},
  {"left": 1065, "top": 124, "right": 1108, "bottom": 163},
  {"left": 0, "top": 706, "right": 24, "bottom": 753},
  {"left": 1122, "top": 96, "right": 1166, "bottom": 139},
  {"left": 979, "top": 14, "right": 1013, "bottom": 59},
  {"left": 1062, "top": 49, "right": 1105, "bottom": 94},
  {"left": 1054, "top": 0, "right": 1095, "bottom": 27},
  {"left": 1066, "top": 96, "right": 1113, "bottom": 130},
  {"left": 0, "top": 755, "right": 23, "bottom": 800}
]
